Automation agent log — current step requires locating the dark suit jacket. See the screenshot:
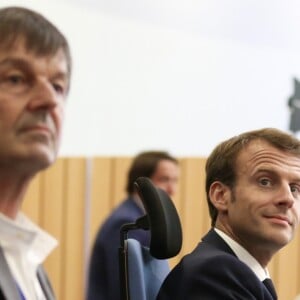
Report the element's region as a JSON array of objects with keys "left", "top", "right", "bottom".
[
  {"left": 0, "top": 247, "right": 55, "bottom": 300},
  {"left": 87, "top": 197, "right": 151, "bottom": 300},
  {"left": 157, "top": 229, "right": 276, "bottom": 300}
]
